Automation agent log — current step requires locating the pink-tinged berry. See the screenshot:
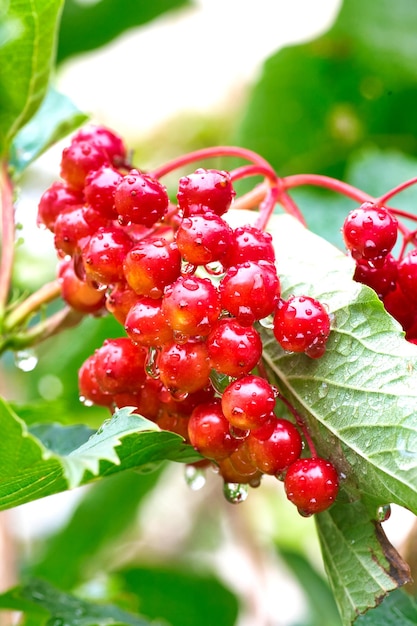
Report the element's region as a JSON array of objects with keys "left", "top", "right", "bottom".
[
  {"left": 105, "top": 283, "right": 140, "bottom": 326},
  {"left": 284, "top": 457, "right": 339, "bottom": 516},
  {"left": 273, "top": 295, "right": 331, "bottom": 359},
  {"left": 158, "top": 340, "right": 211, "bottom": 394},
  {"left": 219, "top": 260, "right": 280, "bottom": 326},
  {"left": 37, "top": 181, "right": 83, "bottom": 232},
  {"left": 60, "top": 140, "right": 109, "bottom": 190},
  {"left": 207, "top": 318, "right": 262, "bottom": 377},
  {"left": 224, "top": 225, "right": 275, "bottom": 268},
  {"left": 123, "top": 237, "right": 181, "bottom": 298},
  {"left": 114, "top": 170, "right": 169, "bottom": 227},
  {"left": 58, "top": 259, "right": 106, "bottom": 314},
  {"left": 125, "top": 297, "right": 173, "bottom": 347},
  {"left": 397, "top": 249, "right": 417, "bottom": 306},
  {"left": 177, "top": 168, "right": 235, "bottom": 217},
  {"left": 175, "top": 212, "right": 233, "bottom": 266},
  {"left": 82, "top": 226, "right": 133, "bottom": 285},
  {"left": 78, "top": 354, "right": 114, "bottom": 408},
  {"left": 84, "top": 164, "right": 123, "bottom": 219},
  {"left": 93, "top": 337, "right": 147, "bottom": 395},
  {"left": 72, "top": 124, "right": 127, "bottom": 166},
  {"left": 54, "top": 206, "right": 108, "bottom": 257},
  {"left": 162, "top": 275, "right": 221, "bottom": 337},
  {"left": 246, "top": 418, "right": 302, "bottom": 475},
  {"left": 342, "top": 202, "right": 398, "bottom": 267},
  {"left": 188, "top": 400, "right": 239, "bottom": 460},
  {"left": 221, "top": 375, "right": 277, "bottom": 431}
]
